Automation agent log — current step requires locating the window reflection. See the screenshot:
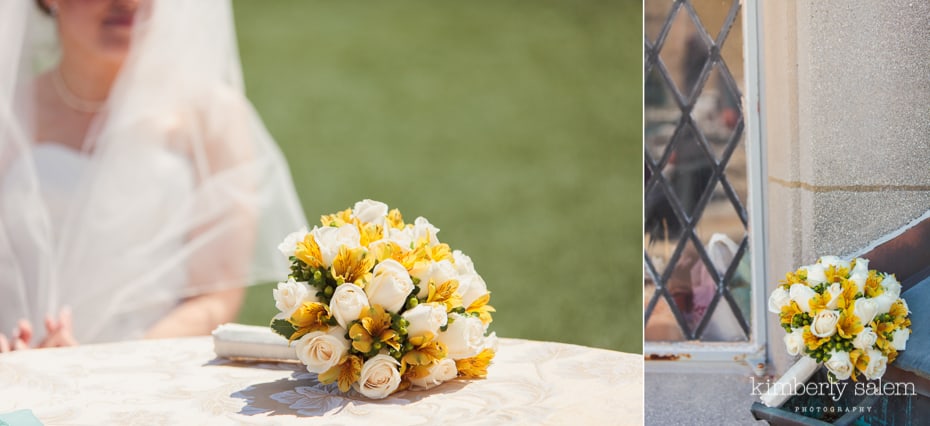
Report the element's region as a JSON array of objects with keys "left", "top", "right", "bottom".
[{"left": 643, "top": 0, "right": 750, "bottom": 342}]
